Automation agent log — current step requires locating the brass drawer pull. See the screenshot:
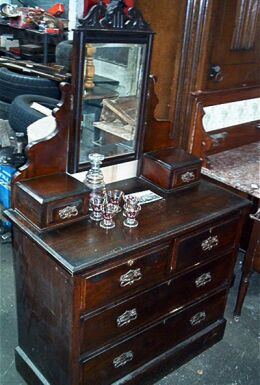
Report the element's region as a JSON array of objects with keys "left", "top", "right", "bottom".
[
  {"left": 58, "top": 205, "right": 79, "bottom": 220},
  {"left": 120, "top": 268, "right": 142, "bottom": 287},
  {"left": 113, "top": 351, "right": 134, "bottom": 368},
  {"left": 201, "top": 235, "right": 219, "bottom": 251},
  {"left": 190, "top": 311, "right": 206, "bottom": 326},
  {"left": 195, "top": 272, "right": 212, "bottom": 287},
  {"left": 181, "top": 171, "right": 196, "bottom": 183},
  {"left": 117, "top": 308, "right": 138, "bottom": 327}
]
